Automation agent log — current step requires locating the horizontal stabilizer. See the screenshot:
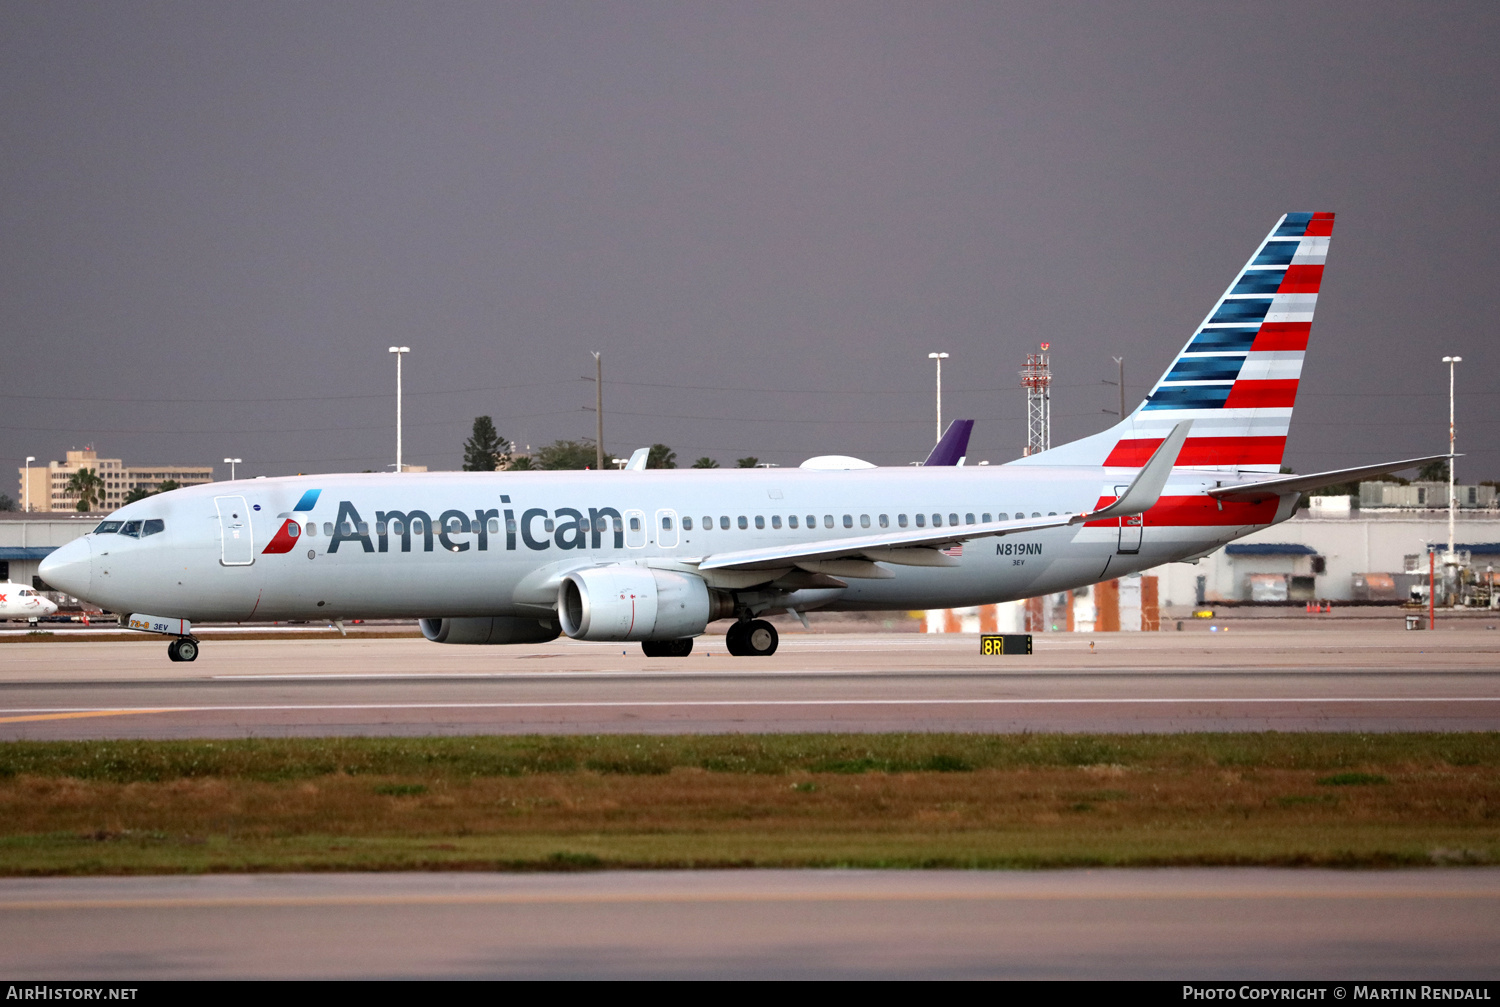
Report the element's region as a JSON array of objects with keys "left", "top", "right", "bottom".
[{"left": 1208, "top": 453, "right": 1455, "bottom": 502}]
